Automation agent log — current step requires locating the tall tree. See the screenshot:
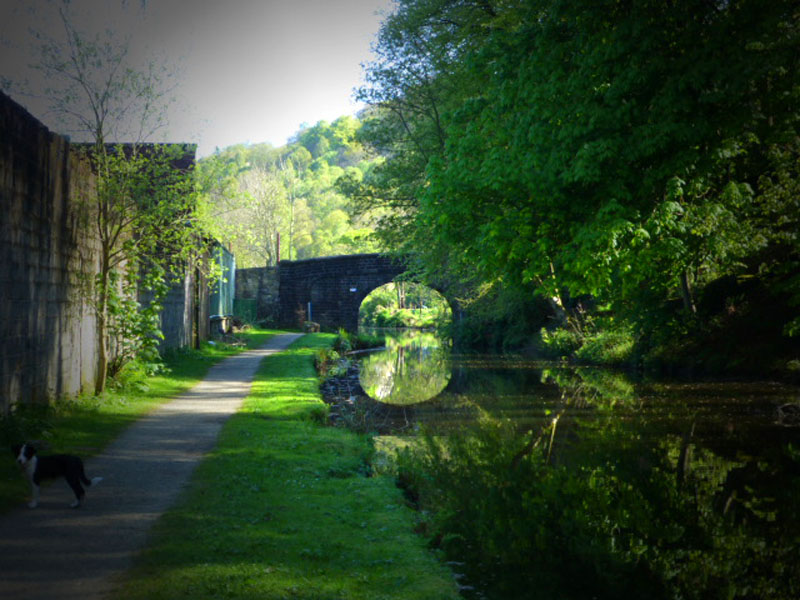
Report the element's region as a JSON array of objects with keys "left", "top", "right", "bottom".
[
  {"left": 35, "top": 6, "right": 203, "bottom": 393},
  {"left": 238, "top": 167, "right": 287, "bottom": 266},
  {"left": 358, "top": 0, "right": 800, "bottom": 343}
]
